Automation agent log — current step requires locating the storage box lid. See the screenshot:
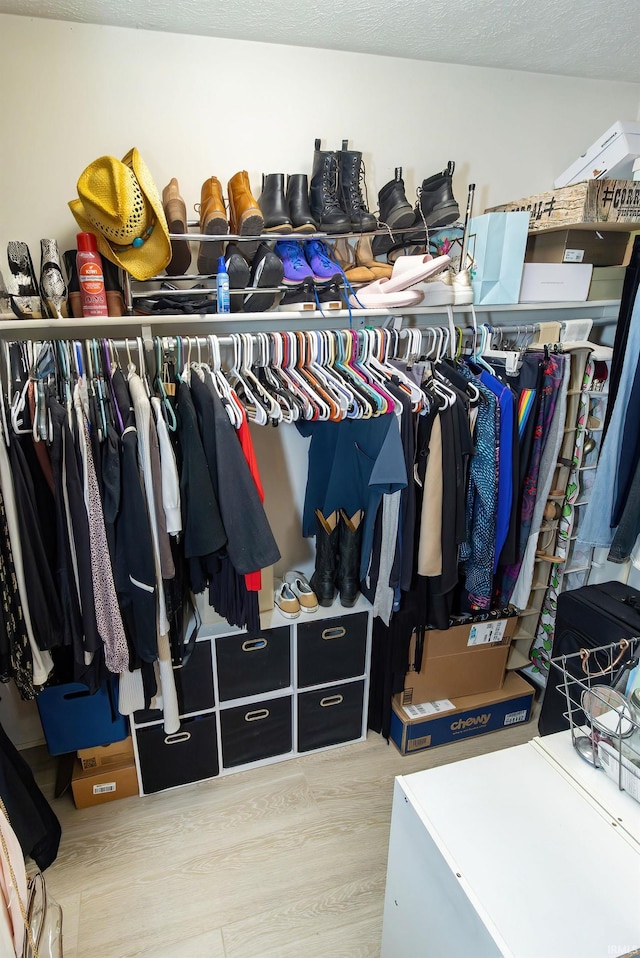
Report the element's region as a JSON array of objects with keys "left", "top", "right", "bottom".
[{"left": 555, "top": 120, "right": 640, "bottom": 187}]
